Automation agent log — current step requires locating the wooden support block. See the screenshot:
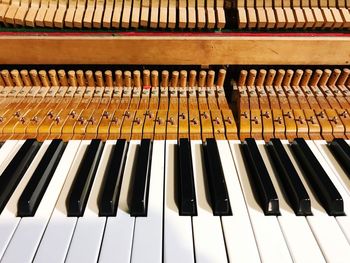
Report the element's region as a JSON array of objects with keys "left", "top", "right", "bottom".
[
  {"left": 274, "top": 7, "right": 286, "bottom": 28},
  {"left": 36, "top": 0, "right": 50, "bottom": 27},
  {"left": 140, "top": 0, "right": 150, "bottom": 27},
  {"left": 150, "top": 0, "right": 159, "bottom": 28},
  {"left": 330, "top": 8, "right": 344, "bottom": 28},
  {"left": 83, "top": 0, "right": 95, "bottom": 28},
  {"left": 237, "top": 7, "right": 248, "bottom": 28},
  {"left": 339, "top": 8, "right": 350, "bottom": 28},
  {"left": 302, "top": 7, "right": 315, "bottom": 28},
  {"left": 131, "top": 0, "right": 141, "bottom": 28},
  {"left": 256, "top": 8, "right": 267, "bottom": 28},
  {"left": 189, "top": 108, "right": 200, "bottom": 140},
  {"left": 215, "top": 0, "right": 225, "bottom": 29},
  {"left": 154, "top": 110, "right": 167, "bottom": 140},
  {"left": 122, "top": 0, "right": 132, "bottom": 28},
  {"left": 221, "top": 110, "right": 238, "bottom": 140},
  {"left": 275, "top": 86, "right": 290, "bottom": 109},
  {"left": 315, "top": 110, "right": 333, "bottom": 141},
  {"left": 102, "top": 0, "right": 114, "bottom": 28},
  {"left": 326, "top": 109, "right": 345, "bottom": 139},
  {"left": 74, "top": 3, "right": 86, "bottom": 28},
  {"left": 206, "top": 0, "right": 216, "bottom": 29},
  {"left": 178, "top": 0, "right": 187, "bottom": 28},
  {"left": 131, "top": 110, "right": 145, "bottom": 140},
  {"left": 293, "top": 109, "right": 309, "bottom": 139},
  {"left": 304, "top": 109, "right": 322, "bottom": 140},
  {"left": 111, "top": 0, "right": 123, "bottom": 28},
  {"left": 266, "top": 86, "right": 280, "bottom": 109},
  {"left": 24, "top": 0, "right": 40, "bottom": 27},
  {"left": 250, "top": 109, "right": 262, "bottom": 140},
  {"left": 64, "top": 0, "right": 77, "bottom": 28},
  {"left": 261, "top": 110, "right": 274, "bottom": 141},
  {"left": 168, "top": 0, "right": 176, "bottom": 28},
  {"left": 0, "top": 1, "right": 11, "bottom": 23},
  {"left": 283, "top": 110, "right": 297, "bottom": 141},
  {"left": 321, "top": 8, "right": 335, "bottom": 28},
  {"left": 256, "top": 86, "right": 269, "bottom": 110},
  {"left": 187, "top": 0, "right": 196, "bottom": 28},
  {"left": 53, "top": 4, "right": 67, "bottom": 28},
  {"left": 284, "top": 8, "right": 296, "bottom": 28},
  {"left": 293, "top": 7, "right": 306, "bottom": 28},
  {"left": 337, "top": 110, "right": 350, "bottom": 139},
  {"left": 265, "top": 7, "right": 276, "bottom": 28},
  {"left": 246, "top": 7, "right": 257, "bottom": 28},
  {"left": 159, "top": 0, "right": 167, "bottom": 28},
  {"left": 107, "top": 110, "right": 123, "bottom": 140},
  {"left": 4, "top": 3, "right": 20, "bottom": 25},
  {"left": 92, "top": 0, "right": 104, "bottom": 28},
  {"left": 120, "top": 110, "right": 135, "bottom": 140},
  {"left": 211, "top": 110, "right": 225, "bottom": 140},
  {"left": 167, "top": 108, "right": 178, "bottom": 140}
]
